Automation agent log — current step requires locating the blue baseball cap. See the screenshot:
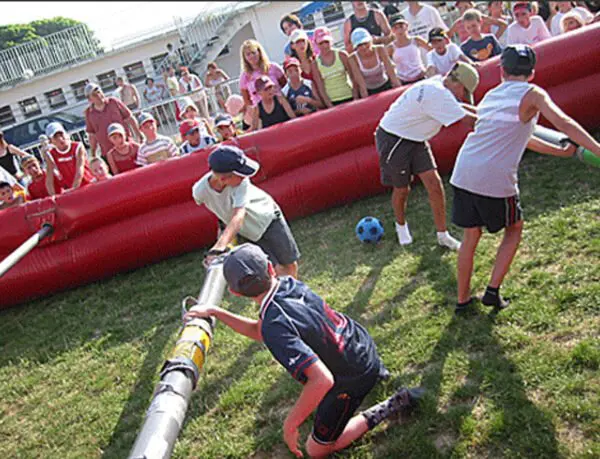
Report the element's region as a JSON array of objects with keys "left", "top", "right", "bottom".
[
  {"left": 214, "top": 113, "right": 234, "bottom": 127},
  {"left": 137, "top": 111, "right": 155, "bottom": 126},
  {"left": 351, "top": 27, "right": 372, "bottom": 48},
  {"left": 223, "top": 243, "right": 272, "bottom": 296},
  {"left": 208, "top": 145, "right": 259, "bottom": 177}
]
